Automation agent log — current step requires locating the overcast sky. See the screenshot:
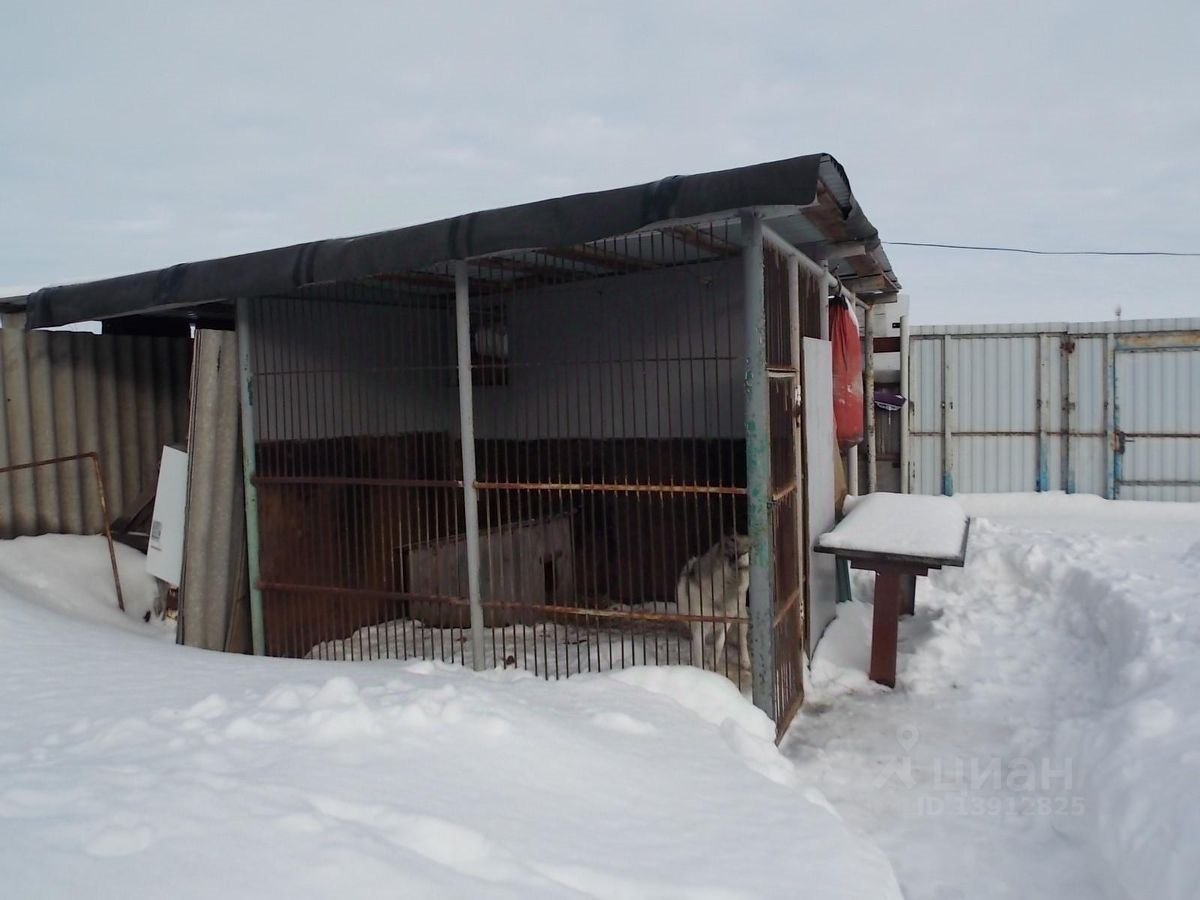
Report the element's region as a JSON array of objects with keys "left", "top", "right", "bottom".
[{"left": 2, "top": 0, "right": 1197, "bottom": 324}]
